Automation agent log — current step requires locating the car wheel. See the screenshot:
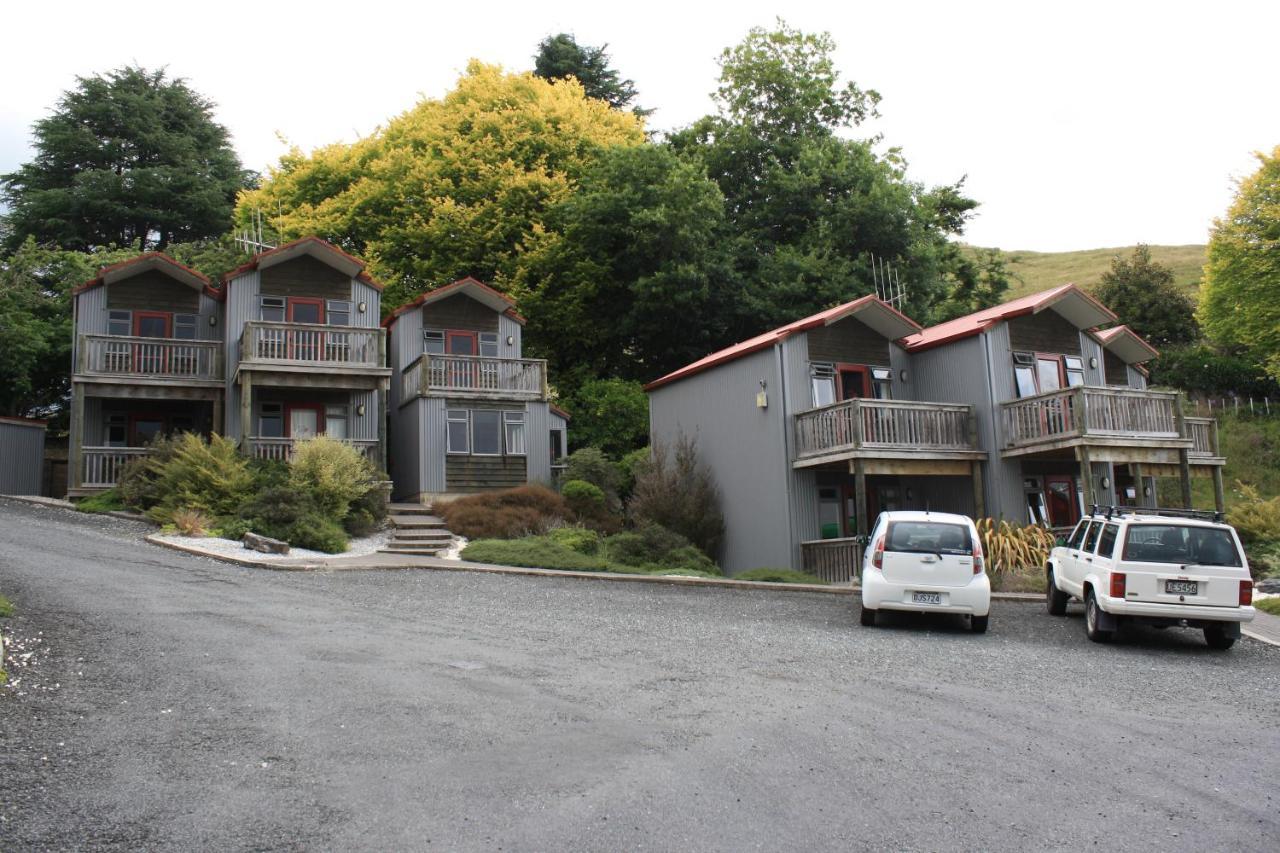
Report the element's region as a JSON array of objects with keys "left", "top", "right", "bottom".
[
  {"left": 1046, "top": 567, "right": 1069, "bottom": 616},
  {"left": 1084, "top": 590, "right": 1114, "bottom": 643},
  {"left": 860, "top": 606, "right": 876, "bottom": 627},
  {"left": 970, "top": 614, "right": 989, "bottom": 634},
  {"left": 1204, "top": 625, "right": 1236, "bottom": 650}
]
